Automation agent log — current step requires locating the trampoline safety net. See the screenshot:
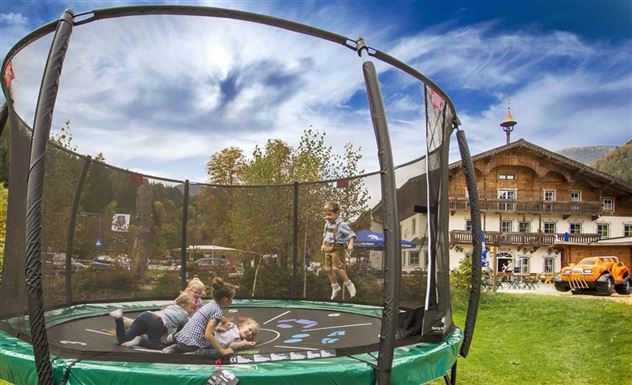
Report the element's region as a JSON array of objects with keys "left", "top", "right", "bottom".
[{"left": 0, "top": 7, "right": 478, "bottom": 385}]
